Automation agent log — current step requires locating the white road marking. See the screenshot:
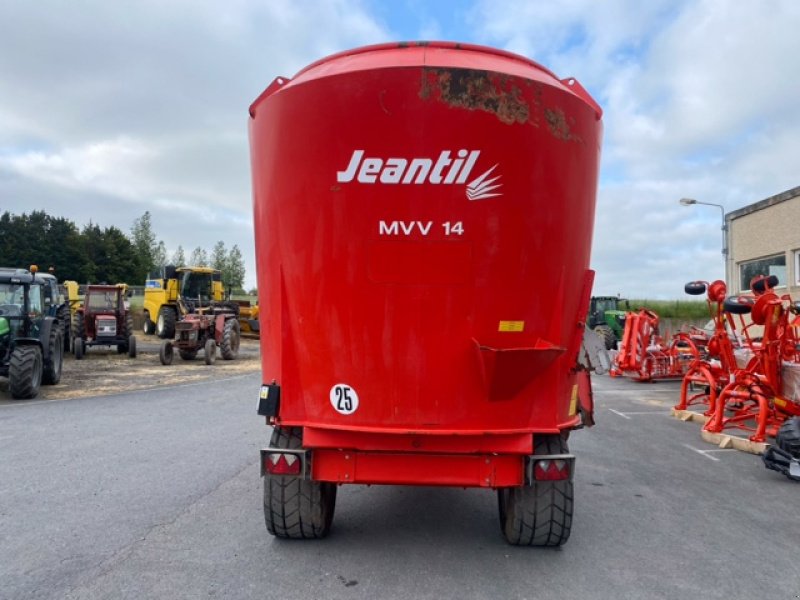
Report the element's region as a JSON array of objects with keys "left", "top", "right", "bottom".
[
  {"left": 609, "top": 408, "right": 631, "bottom": 419},
  {"left": 609, "top": 408, "right": 669, "bottom": 419},
  {"left": 682, "top": 443, "right": 735, "bottom": 462}
]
